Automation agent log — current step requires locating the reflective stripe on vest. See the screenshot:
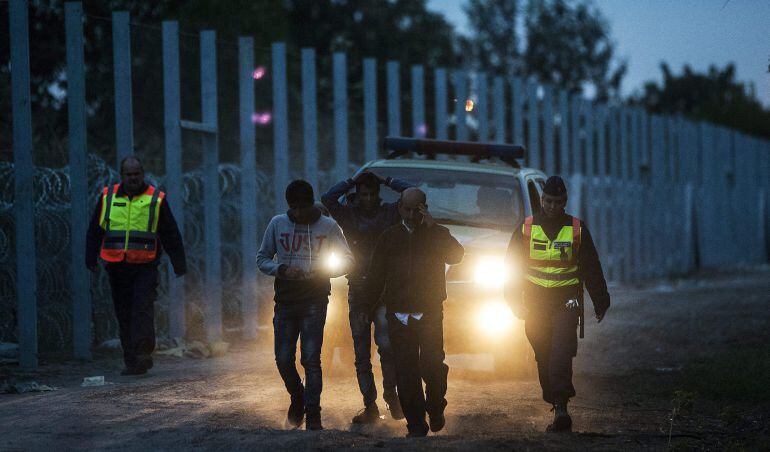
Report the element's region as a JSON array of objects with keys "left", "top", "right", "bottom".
[
  {"left": 522, "top": 215, "right": 581, "bottom": 288},
  {"left": 98, "top": 184, "right": 164, "bottom": 263}
]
